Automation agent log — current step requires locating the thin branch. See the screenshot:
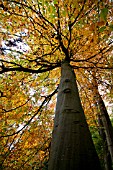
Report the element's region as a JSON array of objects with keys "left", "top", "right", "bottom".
[
  {"left": 0, "top": 87, "right": 58, "bottom": 138},
  {"left": 69, "top": 0, "right": 86, "bottom": 28},
  {"left": 72, "top": 66, "right": 113, "bottom": 70},
  {"left": 2, "top": 98, "right": 30, "bottom": 113},
  {"left": 71, "top": 43, "right": 113, "bottom": 63},
  {"left": 7, "top": 0, "right": 56, "bottom": 31},
  {"left": 0, "top": 61, "right": 61, "bottom": 74}
]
